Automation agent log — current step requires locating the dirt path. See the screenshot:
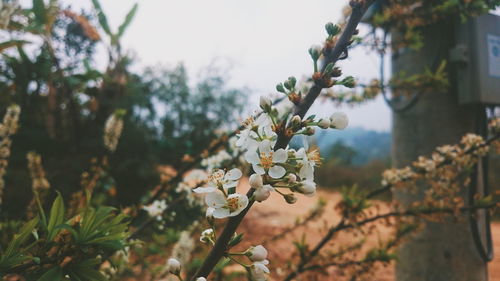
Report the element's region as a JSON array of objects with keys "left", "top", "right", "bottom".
[{"left": 239, "top": 188, "right": 500, "bottom": 281}]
